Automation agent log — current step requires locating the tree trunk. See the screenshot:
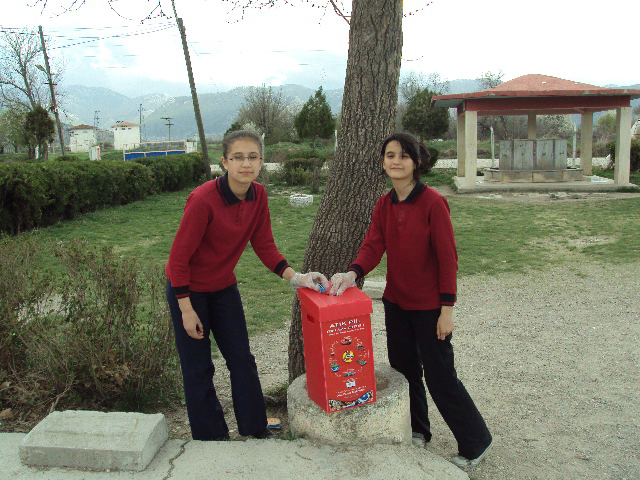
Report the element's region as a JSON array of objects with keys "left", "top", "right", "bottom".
[{"left": 287, "top": 0, "right": 403, "bottom": 383}]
